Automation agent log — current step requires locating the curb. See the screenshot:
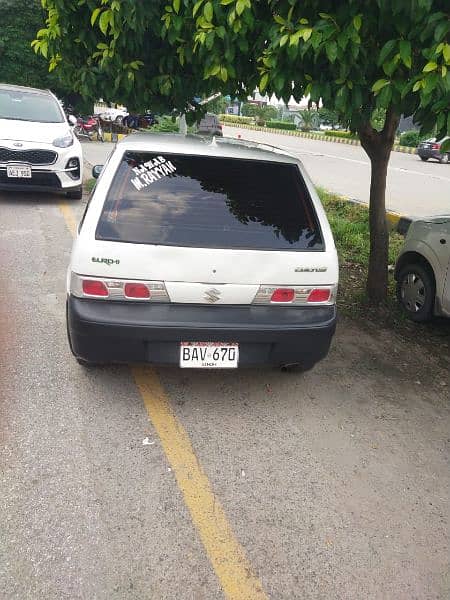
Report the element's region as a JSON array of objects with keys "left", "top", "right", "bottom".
[{"left": 221, "top": 122, "right": 418, "bottom": 155}]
